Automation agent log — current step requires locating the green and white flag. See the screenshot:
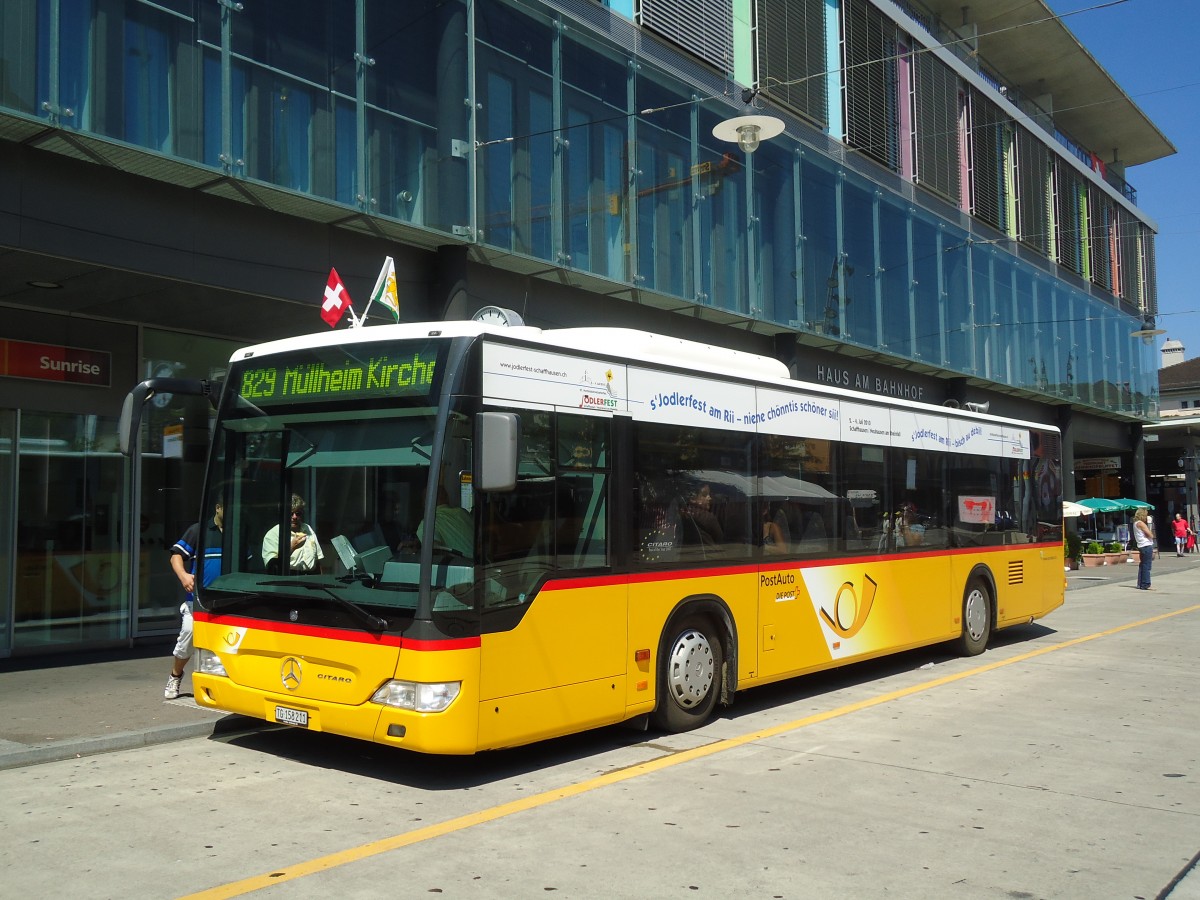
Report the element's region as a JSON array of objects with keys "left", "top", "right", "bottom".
[{"left": 368, "top": 256, "right": 400, "bottom": 322}]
